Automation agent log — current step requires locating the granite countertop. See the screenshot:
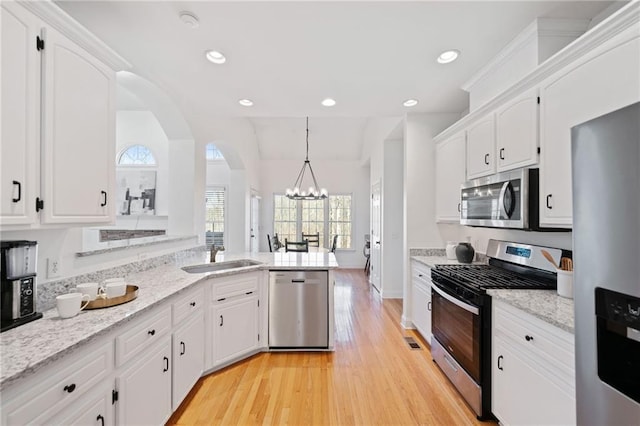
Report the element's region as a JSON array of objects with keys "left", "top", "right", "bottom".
[
  {"left": 487, "top": 289, "right": 574, "bottom": 334},
  {"left": 411, "top": 255, "right": 486, "bottom": 268},
  {"left": 0, "top": 251, "right": 338, "bottom": 391}
]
